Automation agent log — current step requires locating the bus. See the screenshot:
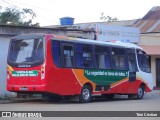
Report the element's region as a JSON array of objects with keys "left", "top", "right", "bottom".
[{"left": 7, "top": 33, "right": 153, "bottom": 103}]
